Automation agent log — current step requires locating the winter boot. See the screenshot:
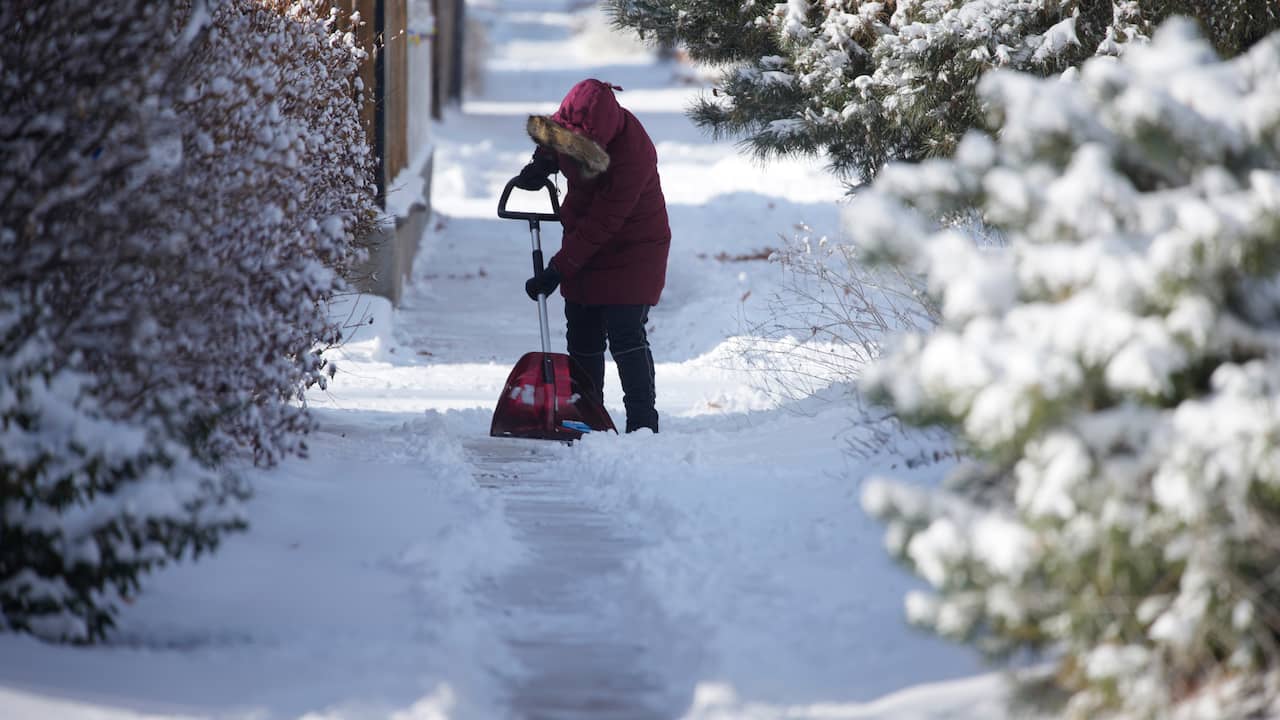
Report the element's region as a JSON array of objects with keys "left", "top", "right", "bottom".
[{"left": 612, "top": 343, "right": 658, "bottom": 433}]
